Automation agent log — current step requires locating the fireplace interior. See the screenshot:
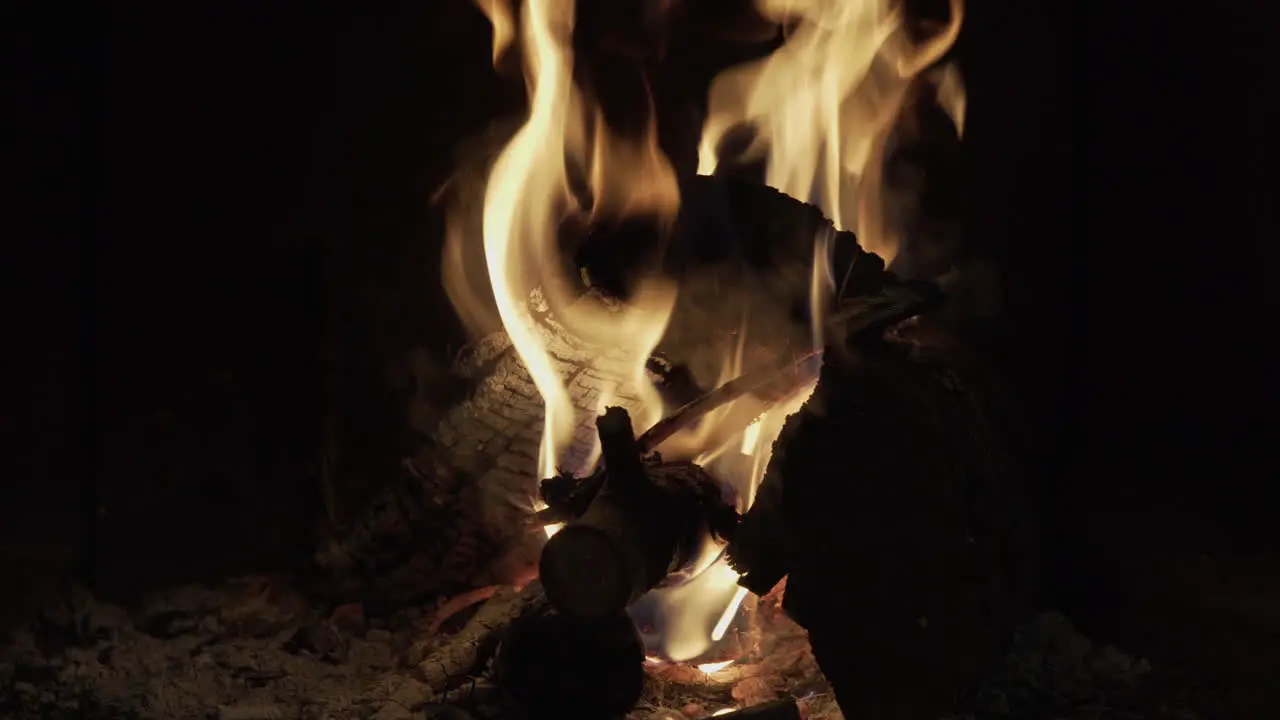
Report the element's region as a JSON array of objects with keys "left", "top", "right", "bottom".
[{"left": 6, "top": 1, "right": 1275, "bottom": 719}]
